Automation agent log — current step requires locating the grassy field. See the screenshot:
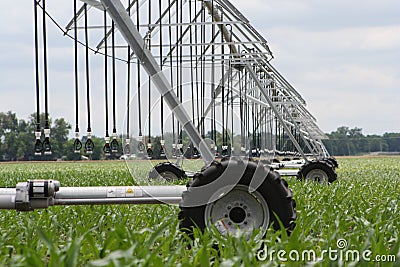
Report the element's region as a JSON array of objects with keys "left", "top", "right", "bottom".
[{"left": 0, "top": 157, "right": 399, "bottom": 266}]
